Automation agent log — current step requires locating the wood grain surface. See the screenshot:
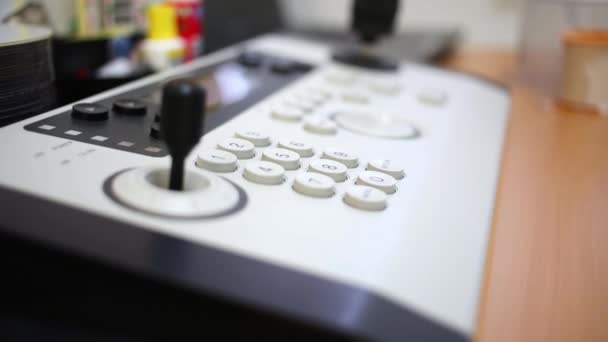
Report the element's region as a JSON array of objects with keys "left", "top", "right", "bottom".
[{"left": 445, "top": 50, "right": 608, "bottom": 342}]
